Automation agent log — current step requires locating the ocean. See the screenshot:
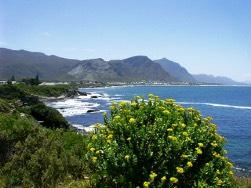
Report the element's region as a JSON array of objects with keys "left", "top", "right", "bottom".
[{"left": 46, "top": 85, "right": 251, "bottom": 175}]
